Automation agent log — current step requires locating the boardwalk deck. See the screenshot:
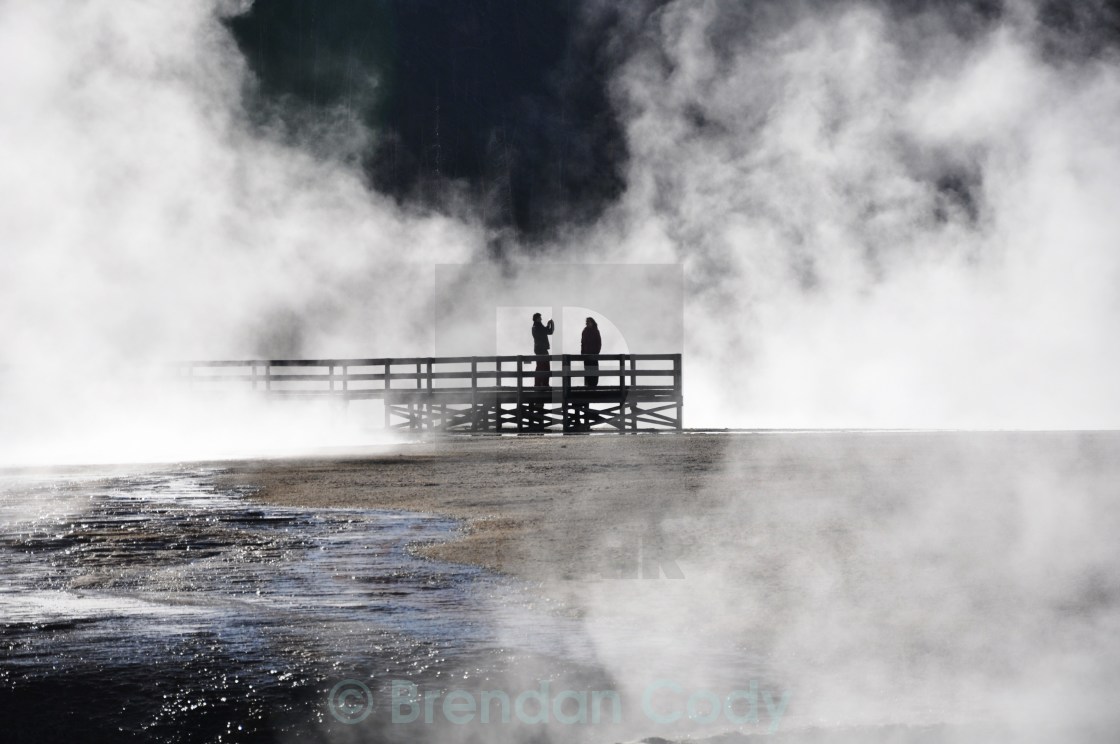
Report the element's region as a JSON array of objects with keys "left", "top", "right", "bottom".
[{"left": 178, "top": 354, "right": 682, "bottom": 432}]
